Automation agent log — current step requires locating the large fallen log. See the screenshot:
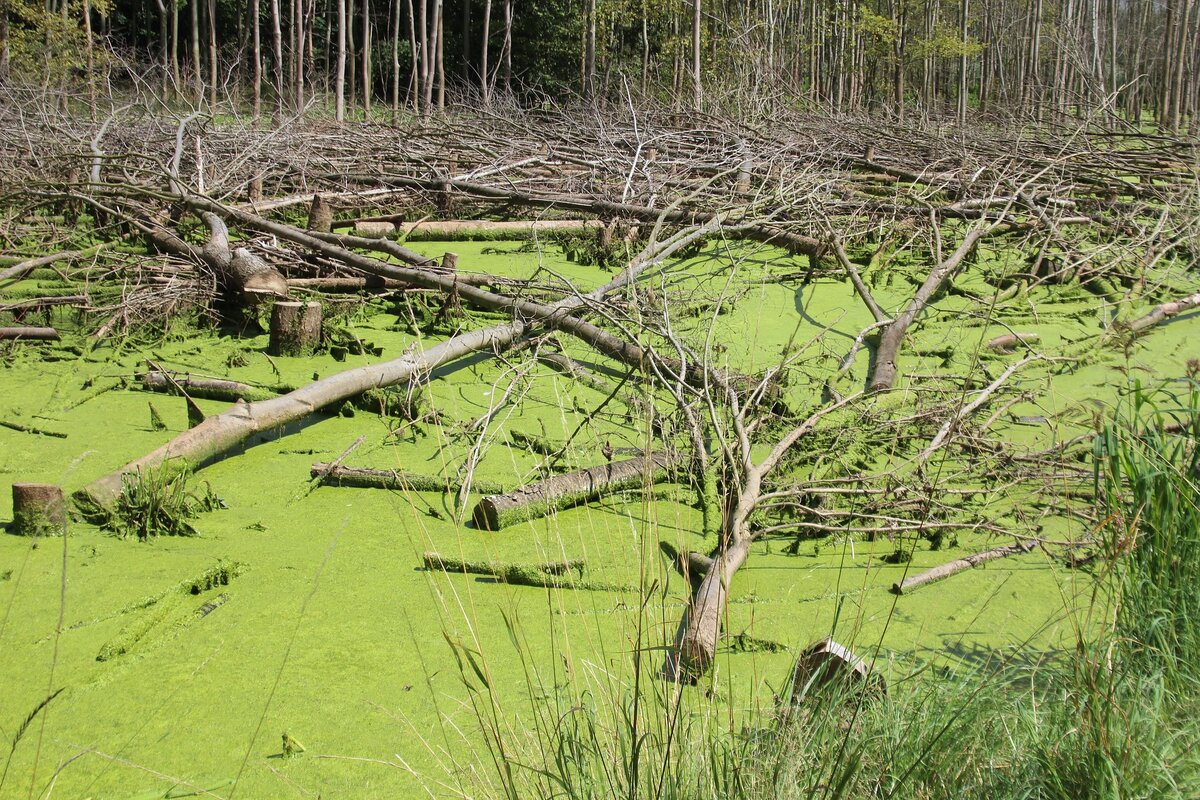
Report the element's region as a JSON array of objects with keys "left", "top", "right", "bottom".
[
  {"left": 0, "top": 327, "right": 60, "bottom": 341},
  {"left": 472, "top": 453, "right": 680, "bottom": 530},
  {"left": 141, "top": 371, "right": 281, "bottom": 402},
  {"left": 311, "top": 463, "right": 505, "bottom": 495},
  {"left": 142, "top": 215, "right": 288, "bottom": 305},
  {"left": 395, "top": 219, "right": 603, "bottom": 241},
  {"left": 890, "top": 540, "right": 1036, "bottom": 595}
]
